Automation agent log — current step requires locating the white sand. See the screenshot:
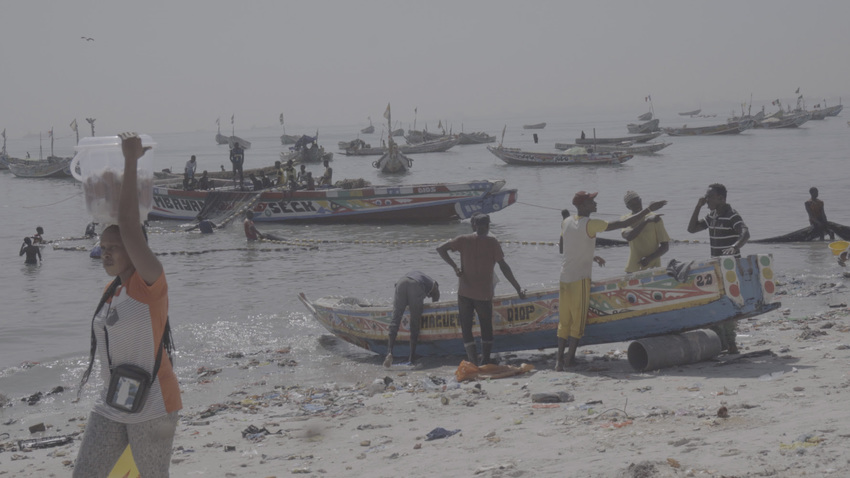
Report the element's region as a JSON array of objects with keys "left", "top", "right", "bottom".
[{"left": 2, "top": 275, "right": 849, "bottom": 477}]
